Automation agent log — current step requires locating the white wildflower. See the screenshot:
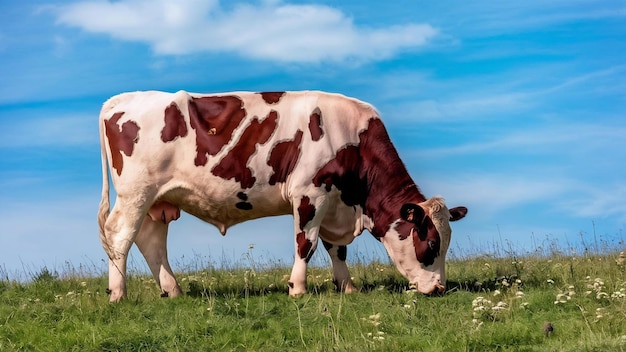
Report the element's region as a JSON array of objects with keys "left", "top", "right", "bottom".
[
  {"left": 554, "top": 293, "right": 570, "bottom": 304},
  {"left": 596, "top": 292, "right": 609, "bottom": 299},
  {"left": 492, "top": 301, "right": 508, "bottom": 311},
  {"left": 611, "top": 290, "right": 625, "bottom": 299}
]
